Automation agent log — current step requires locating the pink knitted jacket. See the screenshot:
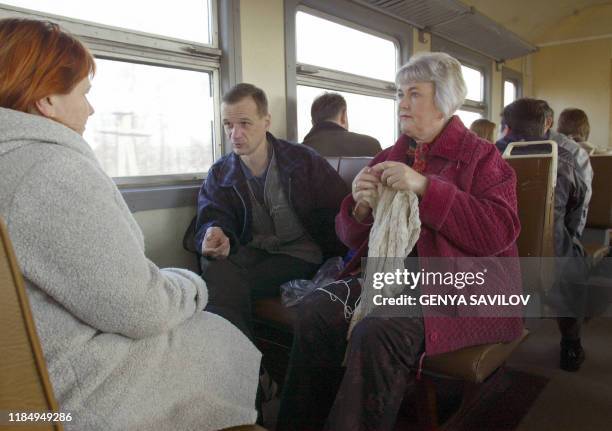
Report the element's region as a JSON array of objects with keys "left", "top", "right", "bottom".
[{"left": 336, "top": 116, "right": 524, "bottom": 355}]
